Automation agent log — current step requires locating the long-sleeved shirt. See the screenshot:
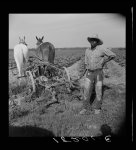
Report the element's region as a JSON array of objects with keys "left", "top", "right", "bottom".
[{"left": 85, "top": 45, "right": 116, "bottom": 70}]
